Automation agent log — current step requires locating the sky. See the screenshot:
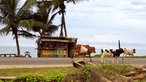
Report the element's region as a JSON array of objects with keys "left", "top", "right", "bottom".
[{"left": 1, "top": 0, "right": 146, "bottom": 53}]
